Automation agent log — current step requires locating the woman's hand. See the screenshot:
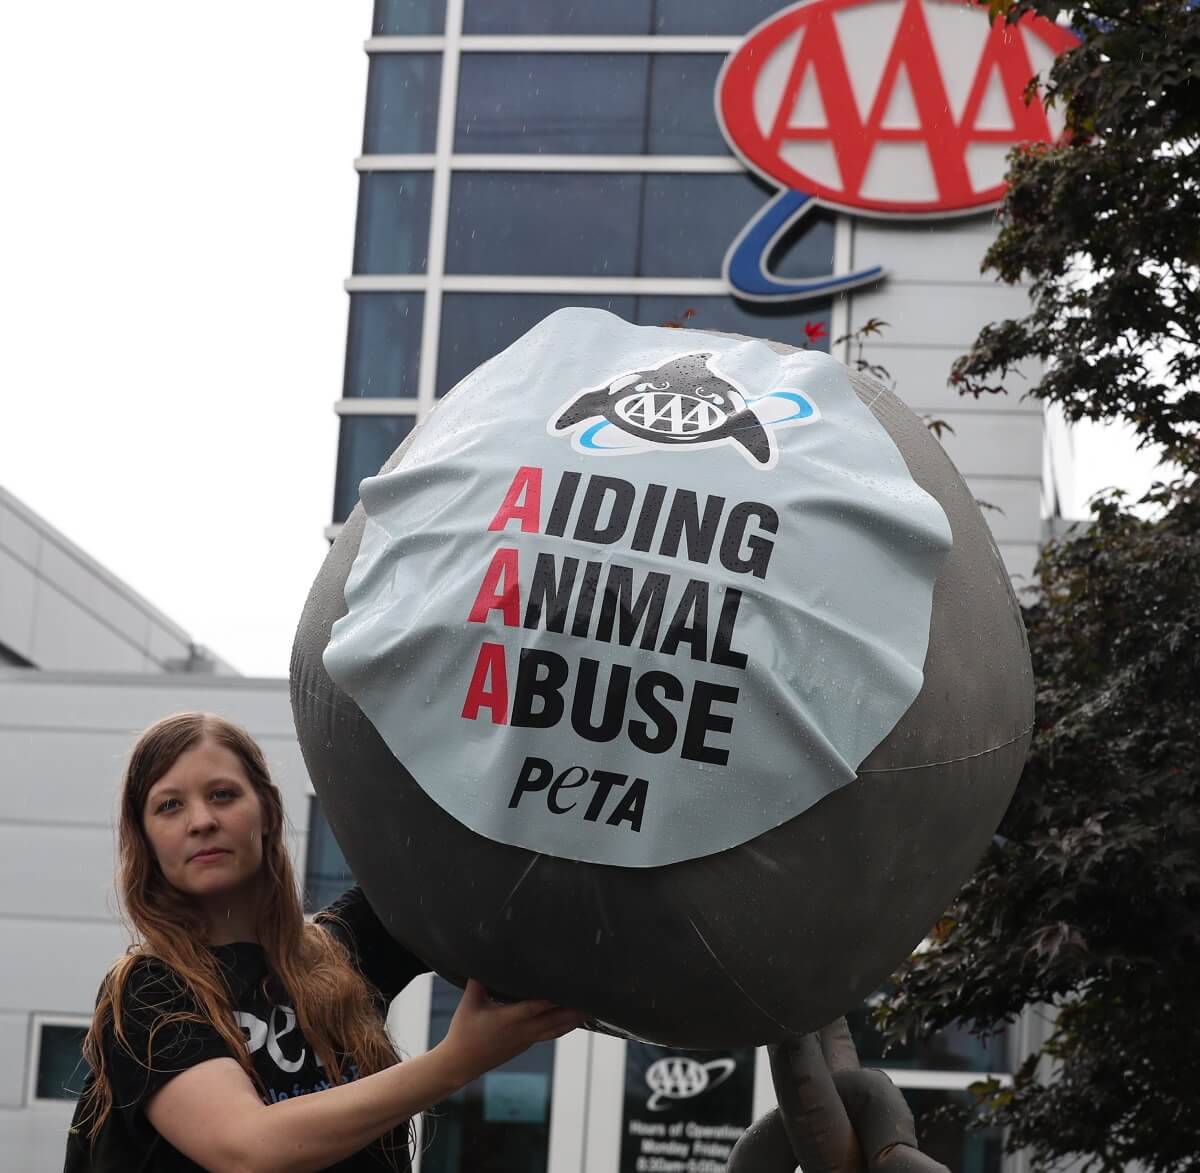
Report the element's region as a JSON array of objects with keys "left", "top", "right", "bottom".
[{"left": 434, "top": 979, "right": 589, "bottom": 1086}]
